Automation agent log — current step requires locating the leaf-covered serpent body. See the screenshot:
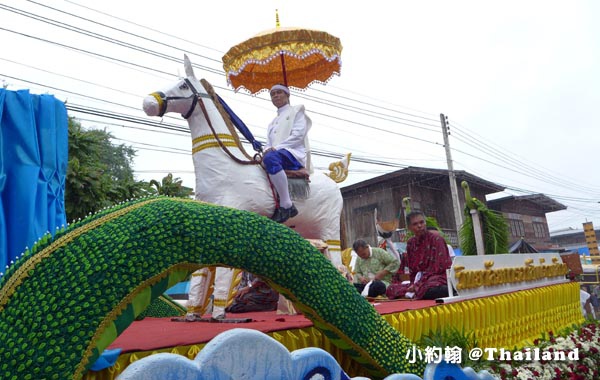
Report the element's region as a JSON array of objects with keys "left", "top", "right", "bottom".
[{"left": 0, "top": 197, "right": 424, "bottom": 379}]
